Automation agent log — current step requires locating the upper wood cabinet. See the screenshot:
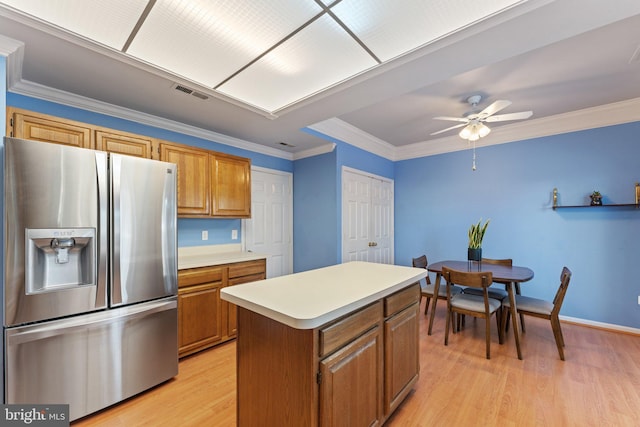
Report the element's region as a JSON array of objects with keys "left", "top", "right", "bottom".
[
  {"left": 95, "top": 130, "right": 155, "bottom": 159},
  {"left": 159, "top": 142, "right": 211, "bottom": 216},
  {"left": 211, "top": 153, "right": 251, "bottom": 218},
  {"left": 7, "top": 107, "right": 94, "bottom": 149},
  {"left": 7, "top": 108, "right": 251, "bottom": 218},
  {"left": 159, "top": 141, "right": 251, "bottom": 218}
]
